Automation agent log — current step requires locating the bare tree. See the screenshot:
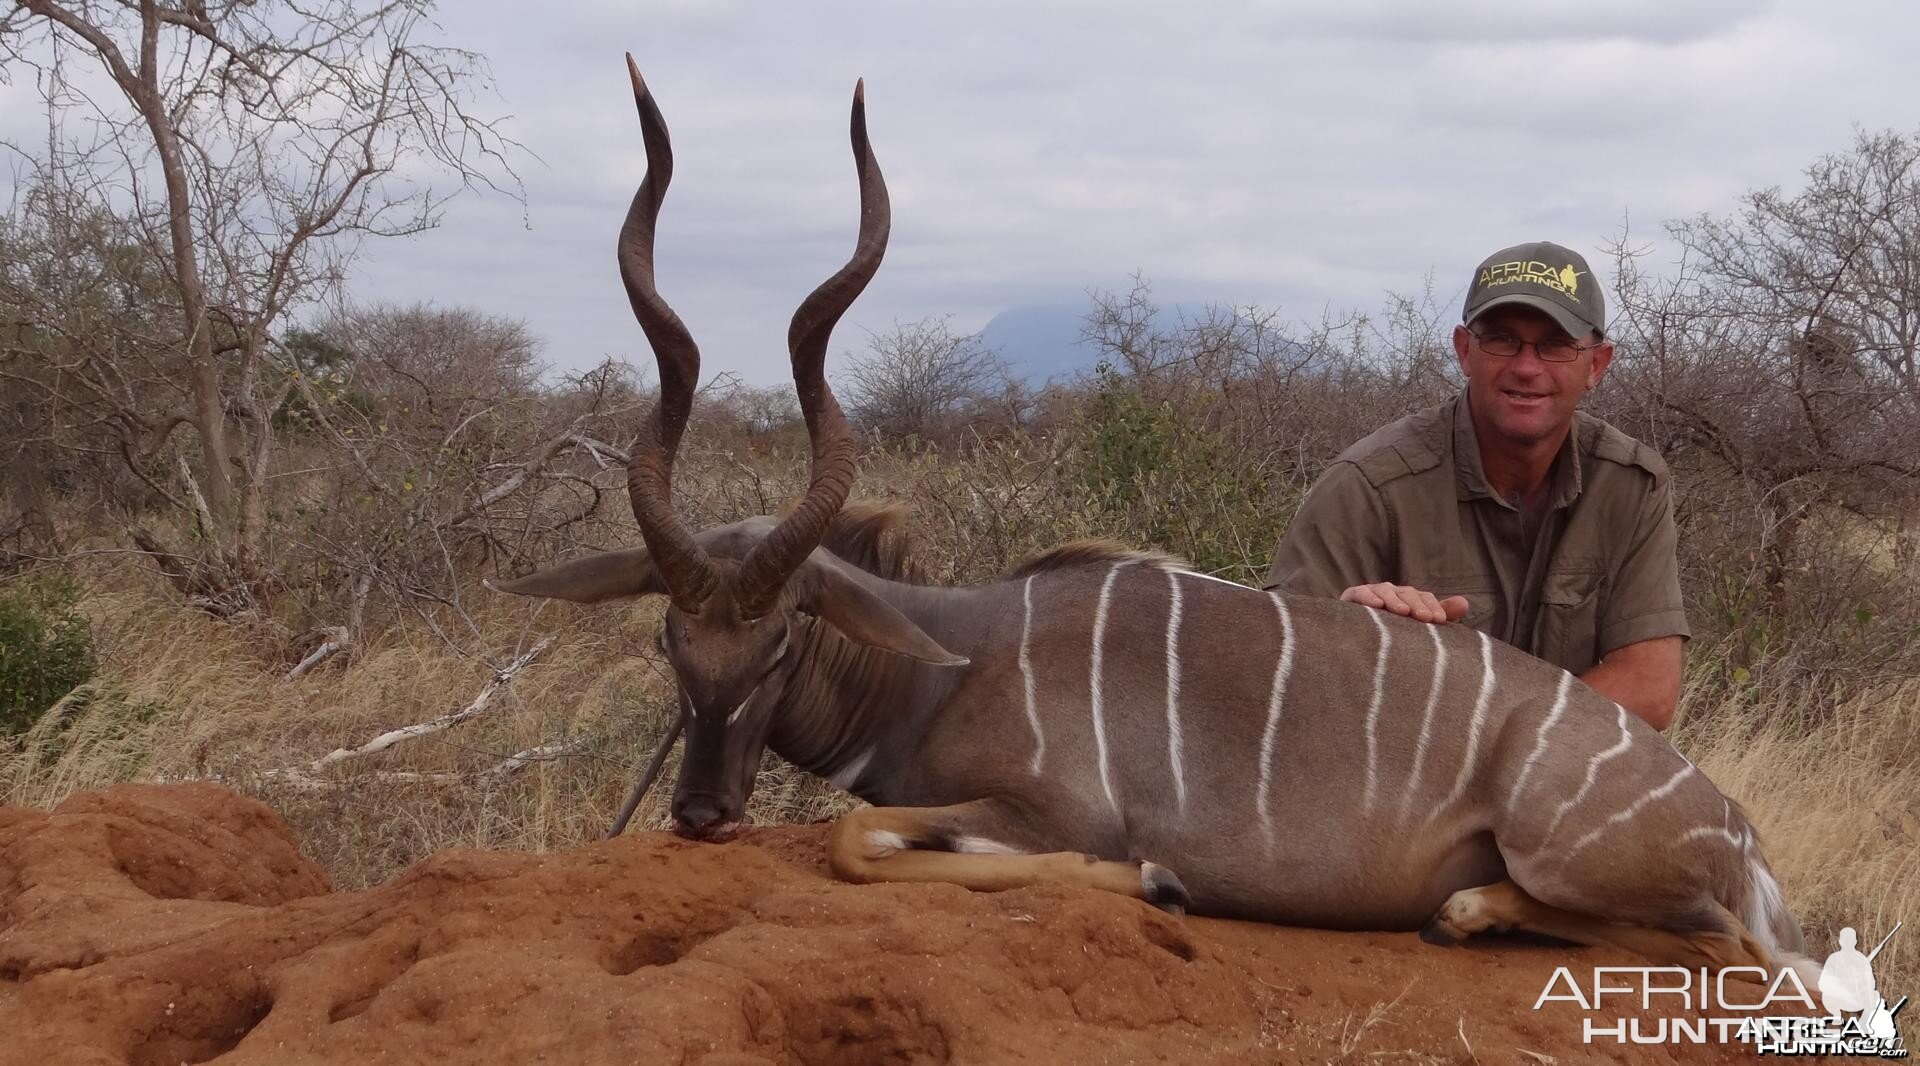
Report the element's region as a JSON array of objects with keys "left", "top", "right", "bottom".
[
  {"left": 1668, "top": 129, "right": 1920, "bottom": 418},
  {"left": 1601, "top": 130, "right": 1920, "bottom": 685},
  {"left": 0, "top": 0, "right": 522, "bottom": 610},
  {"left": 841, "top": 316, "right": 1008, "bottom": 443},
  {"left": 695, "top": 373, "right": 801, "bottom": 440},
  {"left": 275, "top": 304, "right": 644, "bottom": 671}
]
